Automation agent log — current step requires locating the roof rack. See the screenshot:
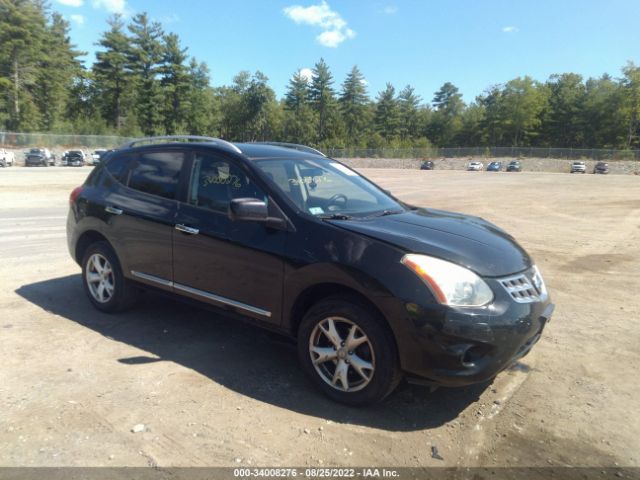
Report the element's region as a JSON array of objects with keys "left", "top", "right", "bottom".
[
  {"left": 123, "top": 136, "right": 242, "bottom": 154},
  {"left": 251, "top": 142, "right": 326, "bottom": 157}
]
